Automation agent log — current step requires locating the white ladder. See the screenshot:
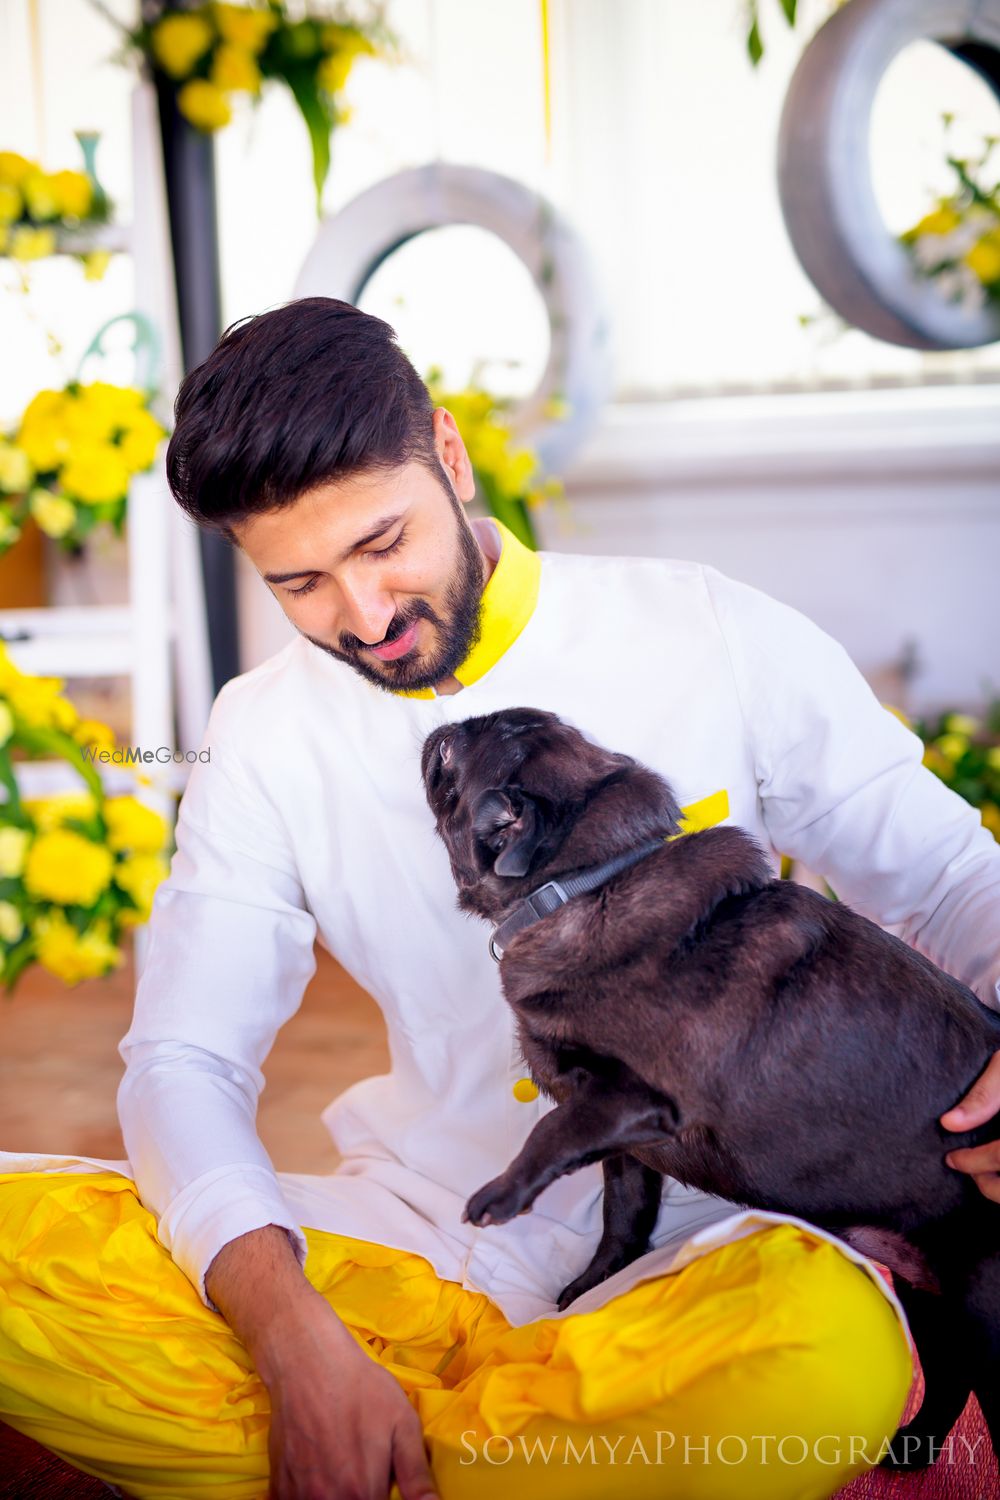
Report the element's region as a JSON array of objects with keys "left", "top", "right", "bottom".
[{"left": 0, "top": 81, "right": 214, "bottom": 976}]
